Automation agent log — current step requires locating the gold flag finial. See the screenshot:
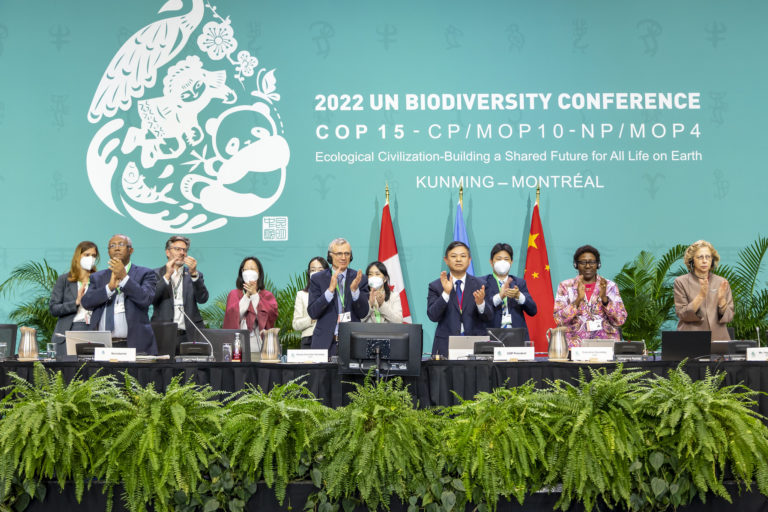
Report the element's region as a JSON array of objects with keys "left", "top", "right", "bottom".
[
  {"left": 459, "top": 185, "right": 464, "bottom": 209},
  {"left": 536, "top": 185, "right": 540, "bottom": 206},
  {"left": 385, "top": 183, "right": 390, "bottom": 204}
]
